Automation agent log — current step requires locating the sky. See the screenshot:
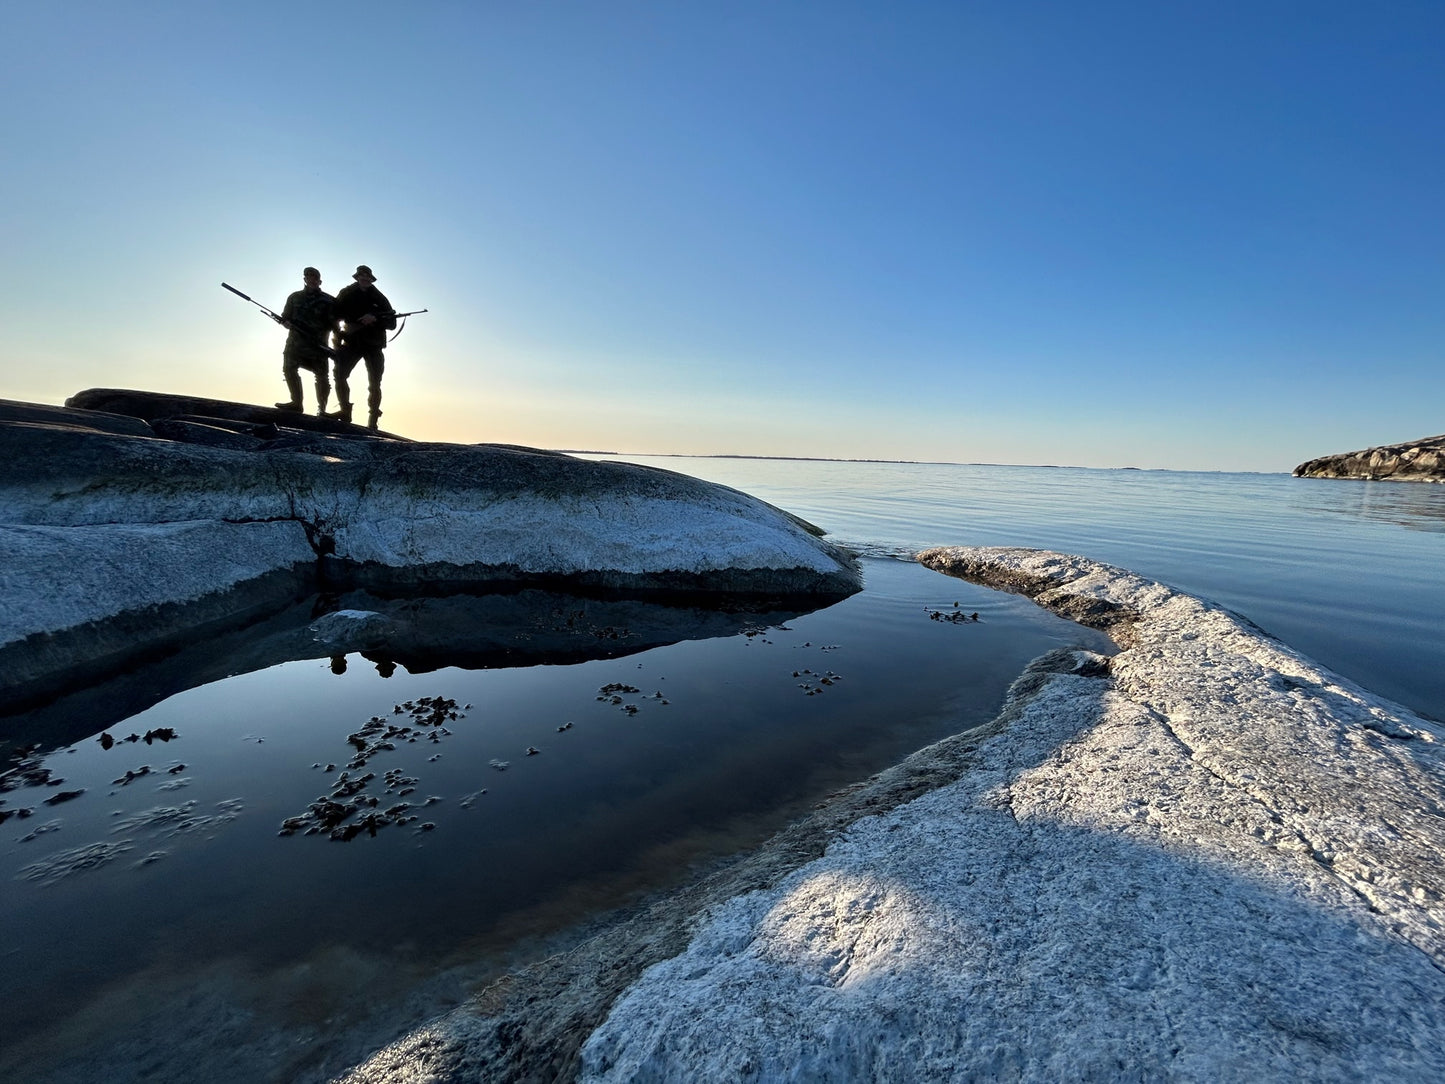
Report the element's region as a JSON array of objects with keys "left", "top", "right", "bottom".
[{"left": 3, "top": 1, "right": 1442, "bottom": 472}]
